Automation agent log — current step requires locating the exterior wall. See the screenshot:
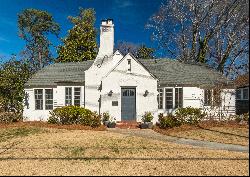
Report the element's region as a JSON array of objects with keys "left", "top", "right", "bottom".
[
  {"left": 183, "top": 87, "right": 203, "bottom": 108},
  {"left": 157, "top": 87, "right": 236, "bottom": 120},
  {"left": 101, "top": 55, "right": 158, "bottom": 123},
  {"left": 23, "top": 87, "right": 55, "bottom": 121},
  {"left": 23, "top": 86, "right": 85, "bottom": 121},
  {"left": 84, "top": 52, "right": 124, "bottom": 113},
  {"left": 158, "top": 87, "right": 203, "bottom": 115}
]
